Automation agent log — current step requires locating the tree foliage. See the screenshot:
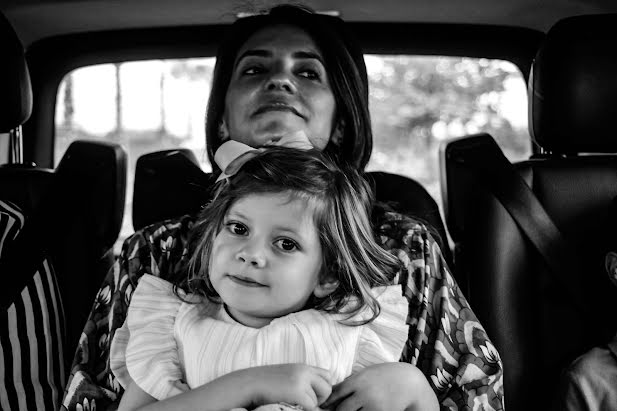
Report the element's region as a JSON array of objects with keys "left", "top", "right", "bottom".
[{"left": 366, "top": 56, "right": 530, "bottom": 202}]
